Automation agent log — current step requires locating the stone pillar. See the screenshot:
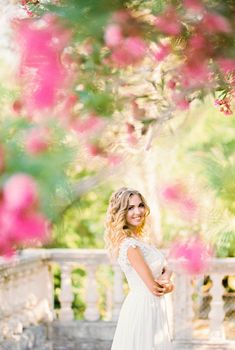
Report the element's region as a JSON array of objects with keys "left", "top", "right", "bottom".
[
  {"left": 84, "top": 264, "right": 100, "bottom": 321},
  {"left": 59, "top": 263, "right": 74, "bottom": 321},
  {"left": 209, "top": 273, "right": 225, "bottom": 341},
  {"left": 173, "top": 273, "right": 194, "bottom": 340}
]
